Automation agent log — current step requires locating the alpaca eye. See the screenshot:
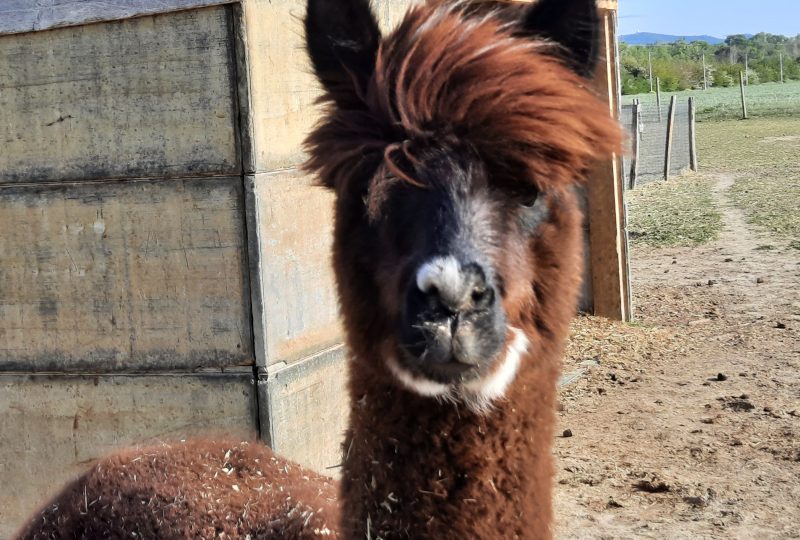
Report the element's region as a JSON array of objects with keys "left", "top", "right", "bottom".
[
  {"left": 510, "top": 187, "right": 539, "bottom": 208},
  {"left": 519, "top": 193, "right": 538, "bottom": 208}
]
